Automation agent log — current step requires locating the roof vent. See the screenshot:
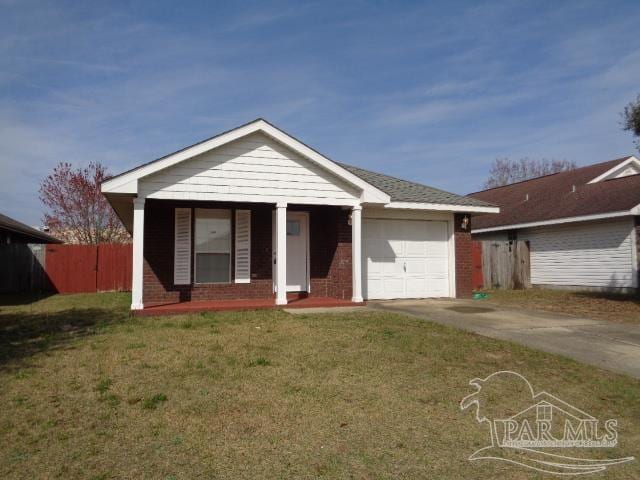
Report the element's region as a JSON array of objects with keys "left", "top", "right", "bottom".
[
  {"left": 571, "top": 185, "right": 576, "bottom": 193},
  {"left": 524, "top": 193, "right": 529, "bottom": 201}
]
